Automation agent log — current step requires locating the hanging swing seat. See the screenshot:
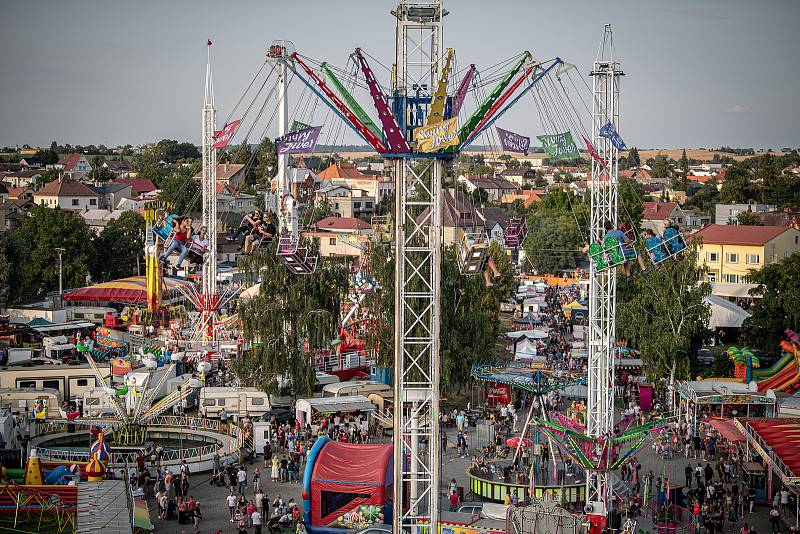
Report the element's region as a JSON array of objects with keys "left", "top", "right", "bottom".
[
  {"left": 371, "top": 216, "right": 393, "bottom": 244},
  {"left": 152, "top": 214, "right": 180, "bottom": 242},
  {"left": 458, "top": 229, "right": 489, "bottom": 275},
  {"left": 662, "top": 226, "right": 687, "bottom": 256},
  {"left": 588, "top": 235, "right": 634, "bottom": 272},
  {"left": 646, "top": 227, "right": 686, "bottom": 265},
  {"left": 505, "top": 217, "right": 528, "bottom": 248},
  {"left": 277, "top": 235, "right": 318, "bottom": 274}
]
